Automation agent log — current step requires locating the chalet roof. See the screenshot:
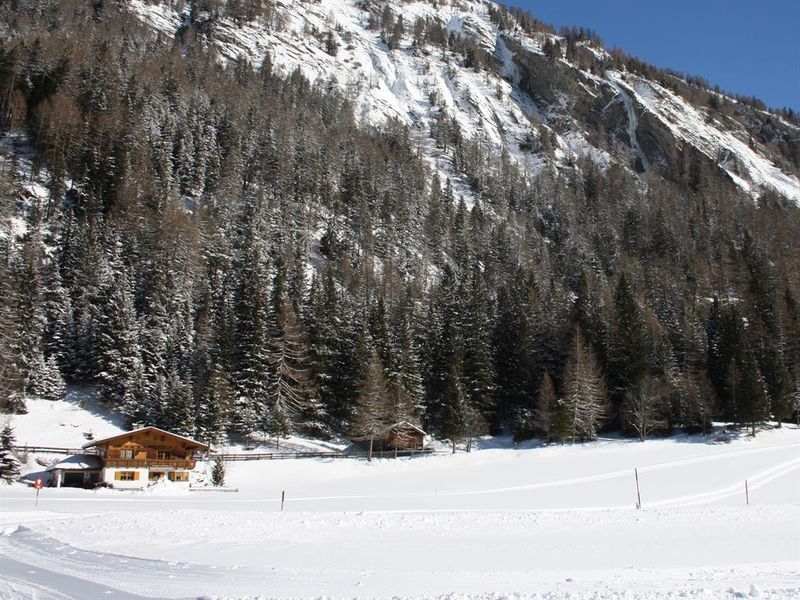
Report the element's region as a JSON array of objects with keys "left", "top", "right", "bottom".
[
  {"left": 81, "top": 426, "right": 209, "bottom": 451},
  {"left": 383, "top": 421, "right": 426, "bottom": 436},
  {"left": 352, "top": 421, "right": 427, "bottom": 441},
  {"left": 47, "top": 454, "right": 102, "bottom": 471}
]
